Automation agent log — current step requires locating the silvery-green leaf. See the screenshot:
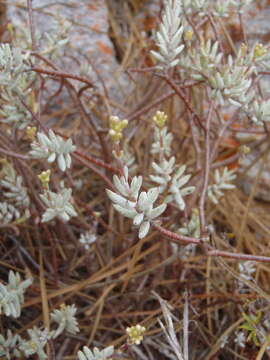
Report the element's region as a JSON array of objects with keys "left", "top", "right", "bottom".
[
  {"left": 133, "top": 212, "right": 144, "bottom": 226},
  {"left": 176, "top": 174, "right": 191, "bottom": 188},
  {"left": 170, "top": 184, "right": 178, "bottom": 194},
  {"left": 113, "top": 204, "right": 137, "bottom": 219},
  {"left": 58, "top": 153, "right": 66, "bottom": 171},
  {"left": 175, "top": 165, "right": 186, "bottom": 179},
  {"left": 102, "top": 346, "right": 114, "bottom": 358},
  {"left": 147, "top": 187, "right": 159, "bottom": 204},
  {"left": 77, "top": 345, "right": 114, "bottom": 360},
  {"left": 168, "top": 156, "right": 175, "bottom": 169},
  {"left": 137, "top": 192, "right": 148, "bottom": 211},
  {"left": 139, "top": 221, "right": 150, "bottom": 239},
  {"left": 130, "top": 176, "right": 142, "bottom": 198},
  {"left": 174, "top": 191, "right": 185, "bottom": 210},
  {"left": 150, "top": 50, "right": 166, "bottom": 63},
  {"left": 208, "top": 190, "right": 218, "bottom": 204},
  {"left": 228, "top": 98, "right": 242, "bottom": 107},
  {"left": 42, "top": 208, "right": 57, "bottom": 222},
  {"left": 78, "top": 349, "right": 89, "bottom": 360},
  {"left": 106, "top": 190, "right": 134, "bottom": 208},
  {"left": 171, "top": 26, "right": 184, "bottom": 46},
  {"left": 123, "top": 166, "right": 129, "bottom": 181},
  {"left": 150, "top": 175, "right": 167, "bottom": 186},
  {"left": 147, "top": 203, "right": 167, "bottom": 219},
  {"left": 160, "top": 24, "right": 170, "bottom": 43},
  {"left": 49, "top": 129, "right": 60, "bottom": 149},
  {"left": 152, "top": 161, "right": 164, "bottom": 174},
  {"left": 180, "top": 186, "right": 195, "bottom": 195},
  {"left": 173, "top": 44, "right": 185, "bottom": 57},
  {"left": 60, "top": 211, "right": 71, "bottom": 222},
  {"left": 112, "top": 175, "right": 129, "bottom": 197},
  {"left": 157, "top": 31, "right": 168, "bottom": 49},
  {"left": 216, "top": 72, "right": 225, "bottom": 89},
  {"left": 220, "top": 184, "right": 235, "bottom": 190},
  {"left": 37, "top": 132, "right": 51, "bottom": 148}
]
